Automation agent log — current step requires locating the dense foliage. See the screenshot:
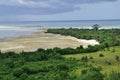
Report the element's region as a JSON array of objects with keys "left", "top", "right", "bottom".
[
  {"left": 0, "top": 27, "right": 120, "bottom": 80},
  {"left": 0, "top": 50, "right": 96, "bottom": 80},
  {"left": 47, "top": 28, "right": 120, "bottom": 47},
  {"left": 0, "top": 49, "right": 120, "bottom": 80}
]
